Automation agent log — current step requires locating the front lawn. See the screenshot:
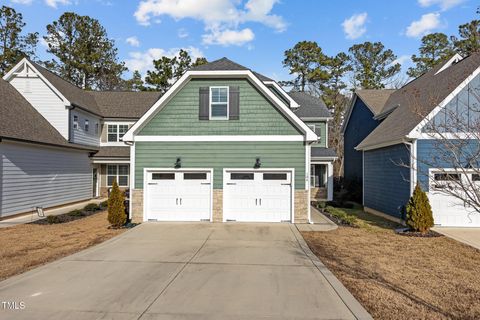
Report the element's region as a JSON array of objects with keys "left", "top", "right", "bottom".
[
  {"left": 0, "top": 210, "right": 125, "bottom": 281},
  {"left": 302, "top": 205, "right": 480, "bottom": 320}
]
